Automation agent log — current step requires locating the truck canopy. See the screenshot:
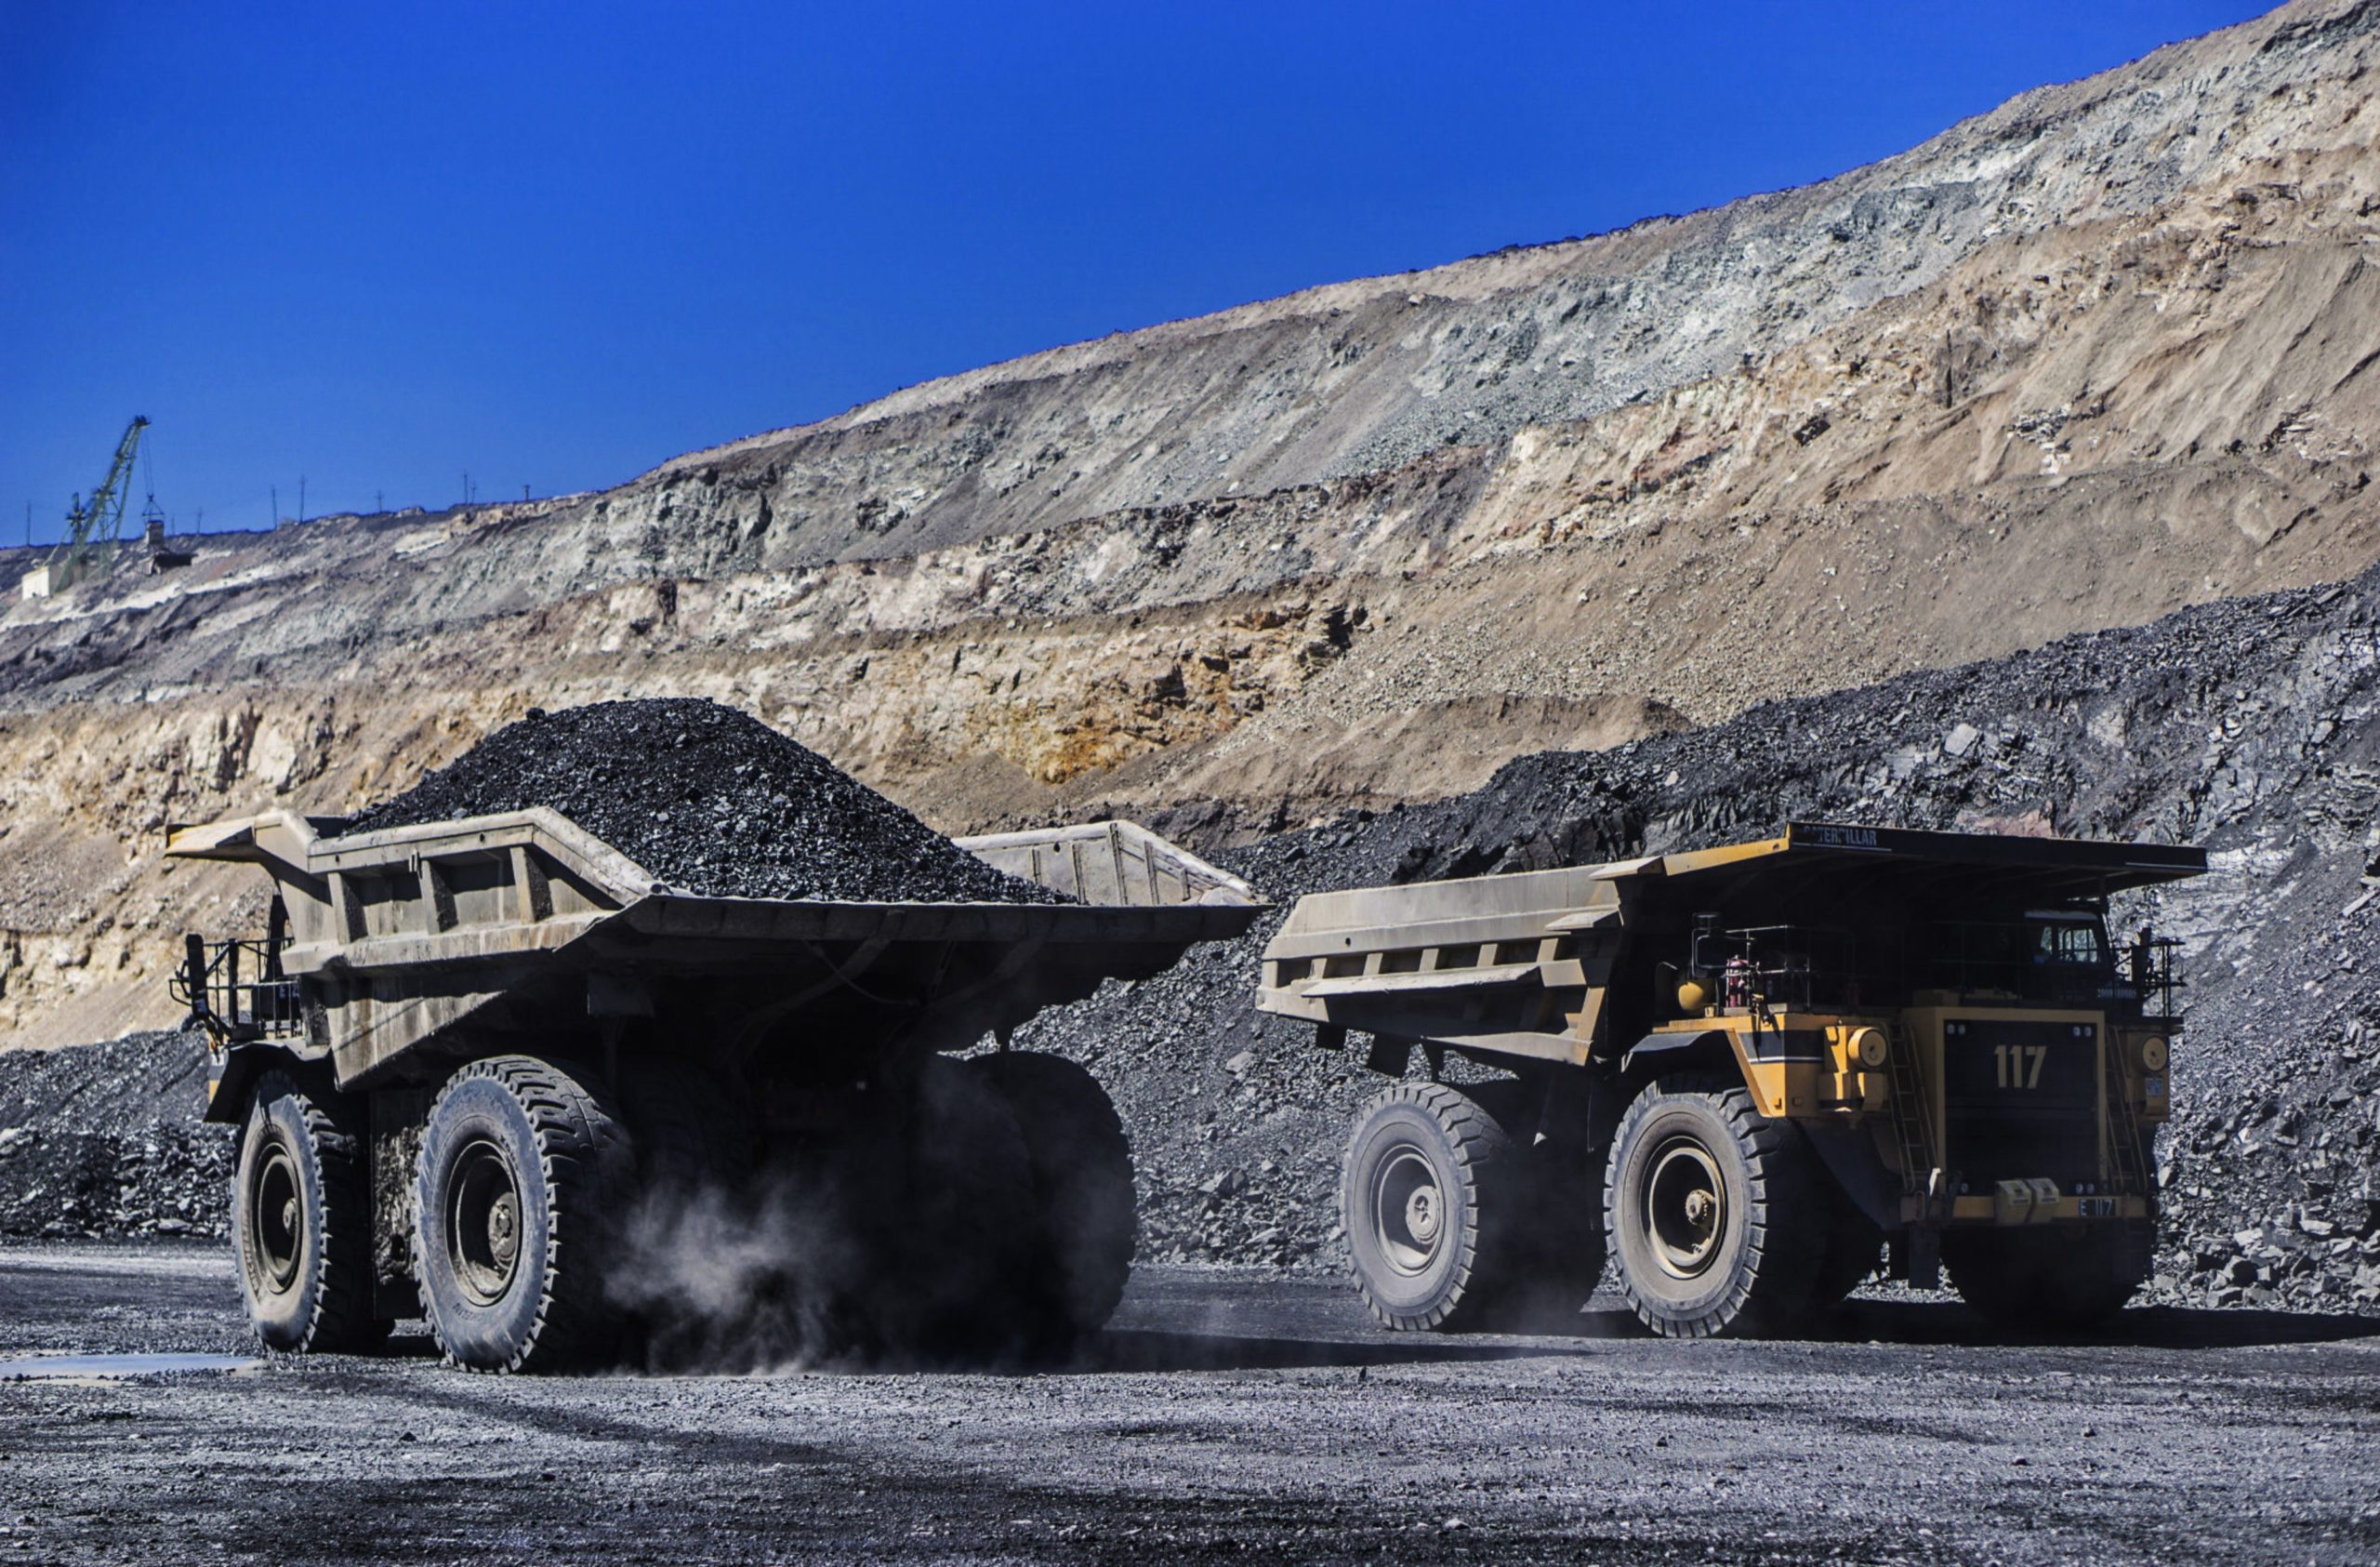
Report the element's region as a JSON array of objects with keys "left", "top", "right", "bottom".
[
  {"left": 1258, "top": 822, "right": 2207, "bottom": 1067},
  {"left": 1607, "top": 821, "right": 2208, "bottom": 907}
]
